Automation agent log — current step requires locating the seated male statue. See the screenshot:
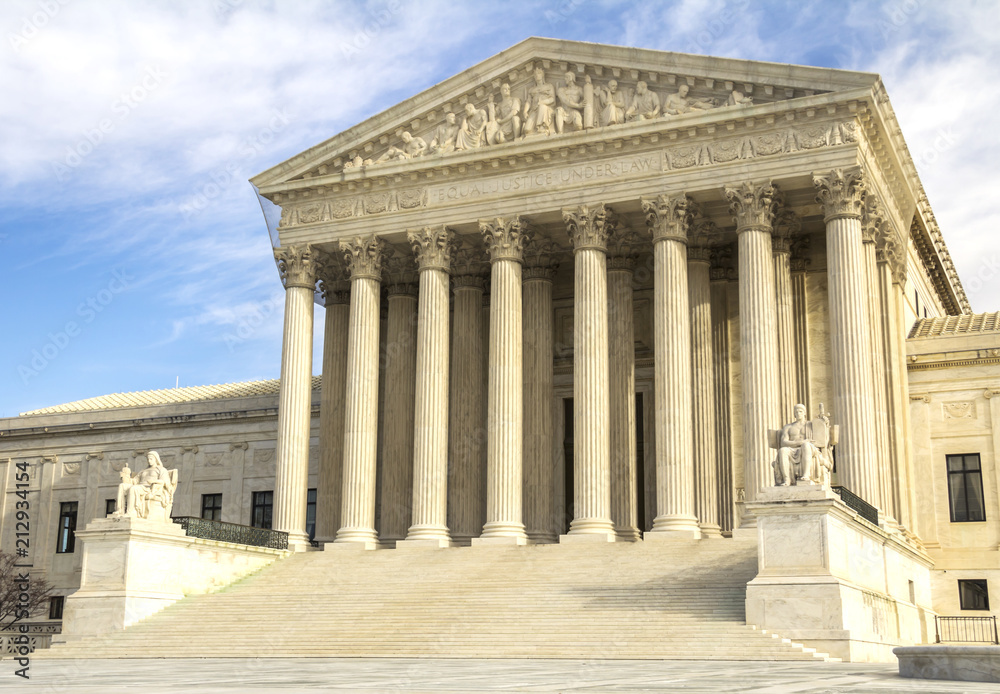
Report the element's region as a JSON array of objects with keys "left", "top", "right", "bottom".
[
  {"left": 115, "top": 450, "right": 177, "bottom": 521},
  {"left": 771, "top": 403, "right": 835, "bottom": 487}
]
